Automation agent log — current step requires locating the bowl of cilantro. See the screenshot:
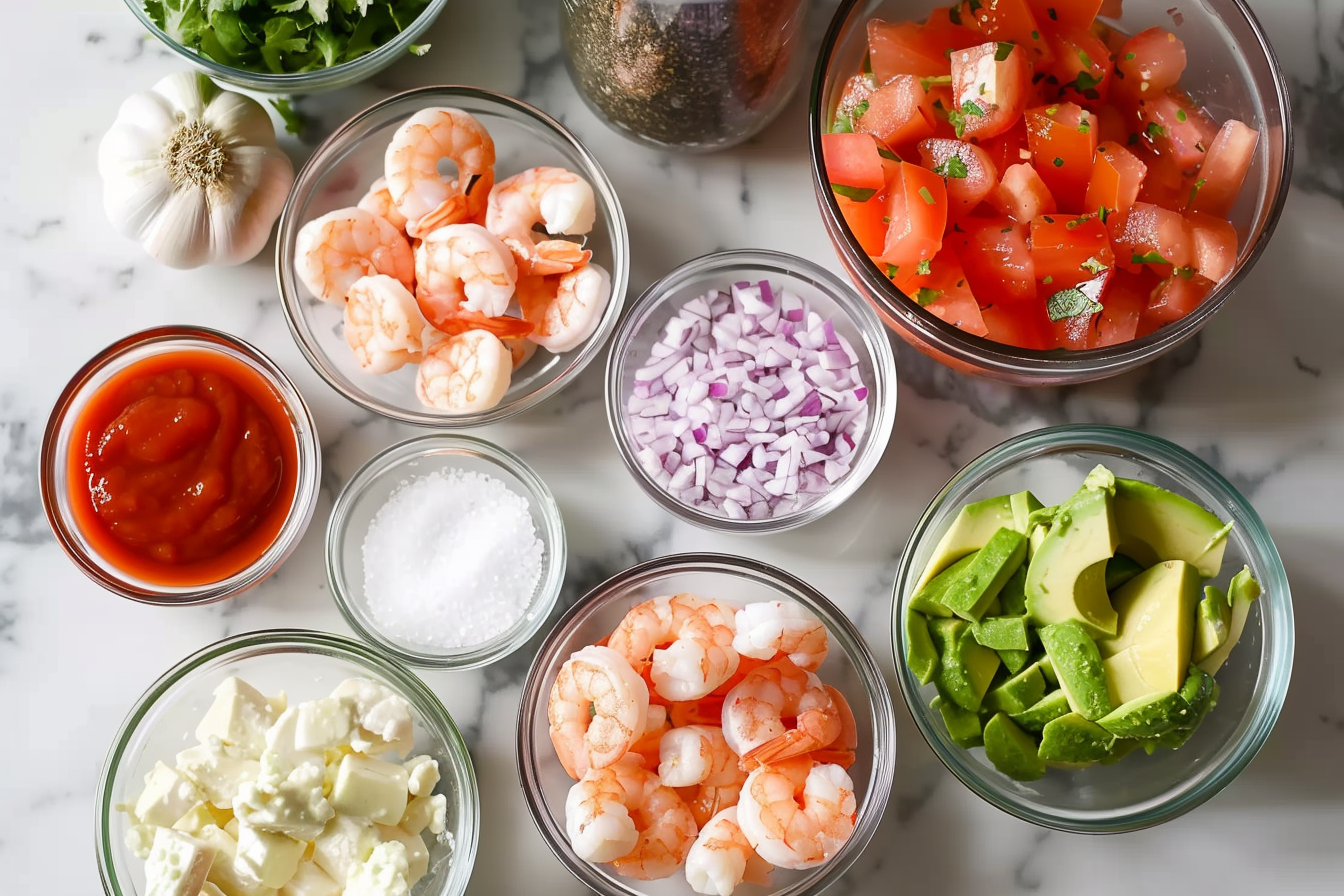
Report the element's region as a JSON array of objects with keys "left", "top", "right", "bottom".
[{"left": 125, "top": 0, "right": 450, "bottom": 94}]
